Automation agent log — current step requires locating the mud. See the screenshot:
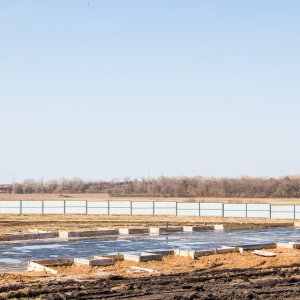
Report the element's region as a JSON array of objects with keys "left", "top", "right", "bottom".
[
  {"left": 1, "top": 265, "right": 300, "bottom": 299},
  {"left": 0, "top": 213, "right": 299, "bottom": 298},
  {"left": 1, "top": 250, "right": 300, "bottom": 299}
]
